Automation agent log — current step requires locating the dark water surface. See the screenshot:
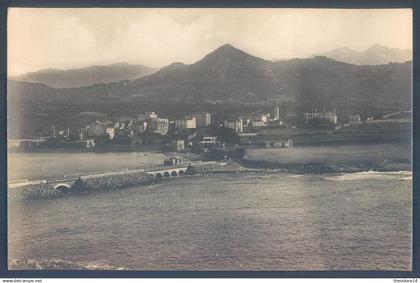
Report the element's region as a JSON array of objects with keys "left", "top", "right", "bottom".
[
  {"left": 8, "top": 152, "right": 165, "bottom": 180},
  {"left": 9, "top": 171, "right": 412, "bottom": 270}
]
